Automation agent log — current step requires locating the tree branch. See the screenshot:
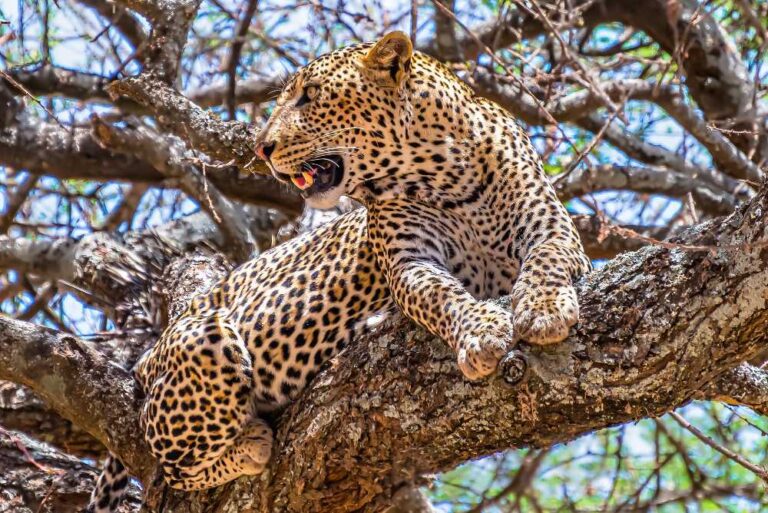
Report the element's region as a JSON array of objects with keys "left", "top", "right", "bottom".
[
  {"left": 0, "top": 116, "right": 302, "bottom": 214},
  {"left": 110, "top": 0, "right": 202, "bottom": 81},
  {"left": 570, "top": 215, "right": 673, "bottom": 260},
  {"left": 702, "top": 364, "right": 768, "bottom": 417},
  {"left": 90, "top": 118, "right": 259, "bottom": 262},
  {"left": 188, "top": 77, "right": 280, "bottom": 109},
  {"left": 75, "top": 0, "right": 148, "bottom": 51},
  {"left": 106, "top": 76, "right": 268, "bottom": 171},
  {"left": 1, "top": 64, "right": 142, "bottom": 111},
  {"left": 0, "top": 428, "right": 140, "bottom": 513},
  {"left": 555, "top": 164, "right": 731, "bottom": 204},
  {"left": 0, "top": 317, "right": 154, "bottom": 481},
  {"left": 2, "top": 180, "right": 766, "bottom": 511}
]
